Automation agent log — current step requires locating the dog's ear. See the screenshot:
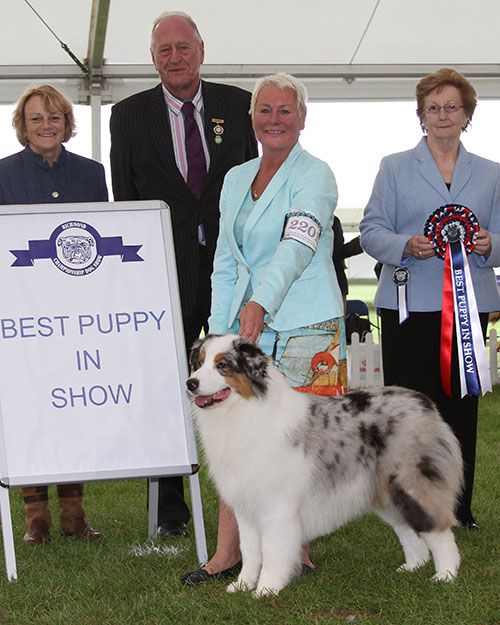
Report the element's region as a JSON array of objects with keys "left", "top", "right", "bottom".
[
  {"left": 234, "top": 338, "right": 269, "bottom": 393},
  {"left": 189, "top": 338, "right": 205, "bottom": 371}
]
